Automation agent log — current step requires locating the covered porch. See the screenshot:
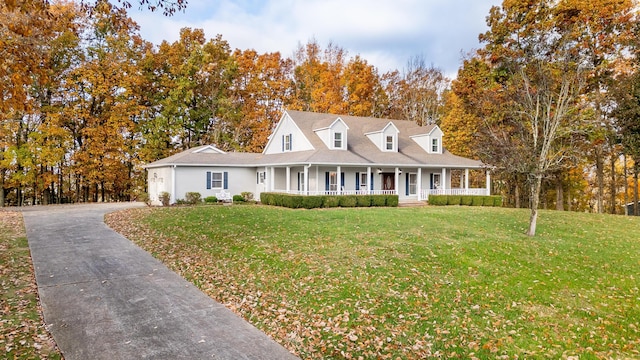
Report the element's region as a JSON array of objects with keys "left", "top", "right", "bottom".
[{"left": 259, "top": 165, "right": 490, "bottom": 201}]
